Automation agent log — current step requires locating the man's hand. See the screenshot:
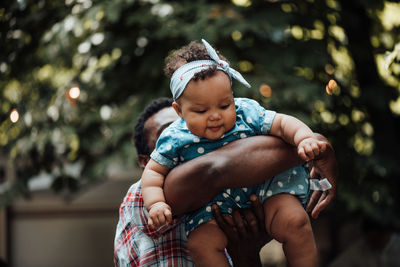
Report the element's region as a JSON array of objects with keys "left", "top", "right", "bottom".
[
  {"left": 298, "top": 137, "right": 327, "bottom": 162},
  {"left": 212, "top": 194, "right": 271, "bottom": 267},
  {"left": 307, "top": 140, "right": 338, "bottom": 219},
  {"left": 148, "top": 202, "right": 172, "bottom": 229}
]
